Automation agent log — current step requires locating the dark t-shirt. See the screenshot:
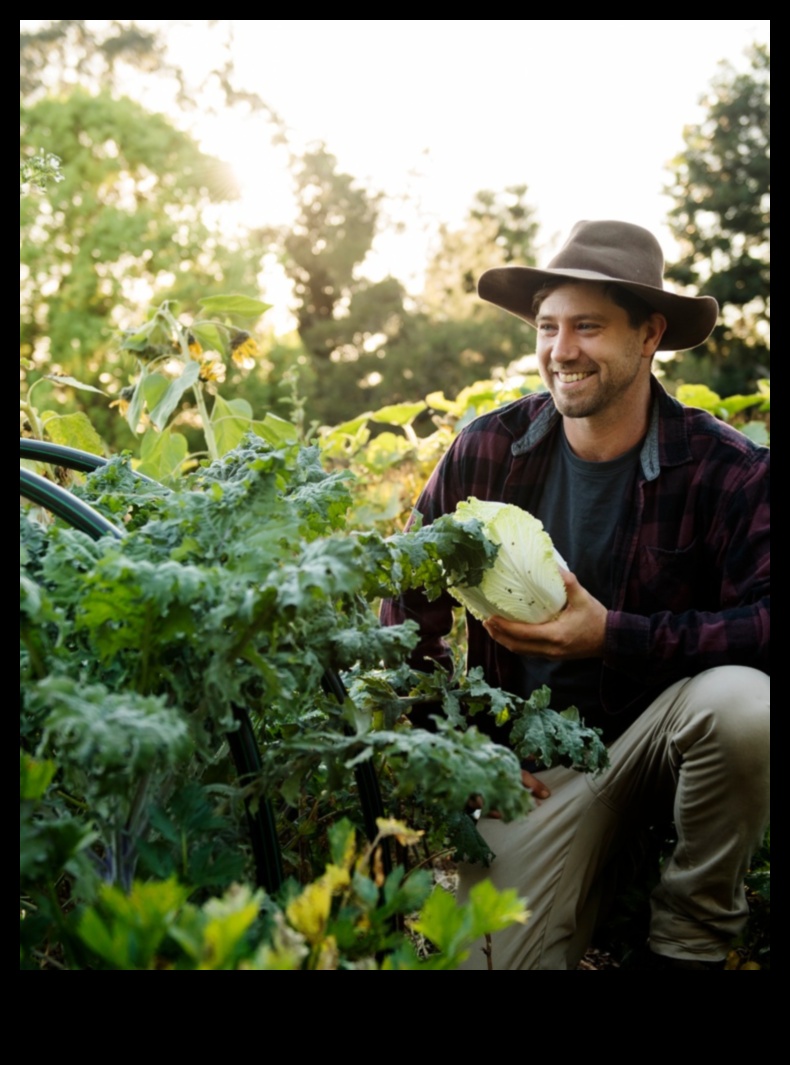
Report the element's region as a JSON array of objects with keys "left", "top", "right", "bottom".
[{"left": 520, "top": 427, "right": 641, "bottom": 733}]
